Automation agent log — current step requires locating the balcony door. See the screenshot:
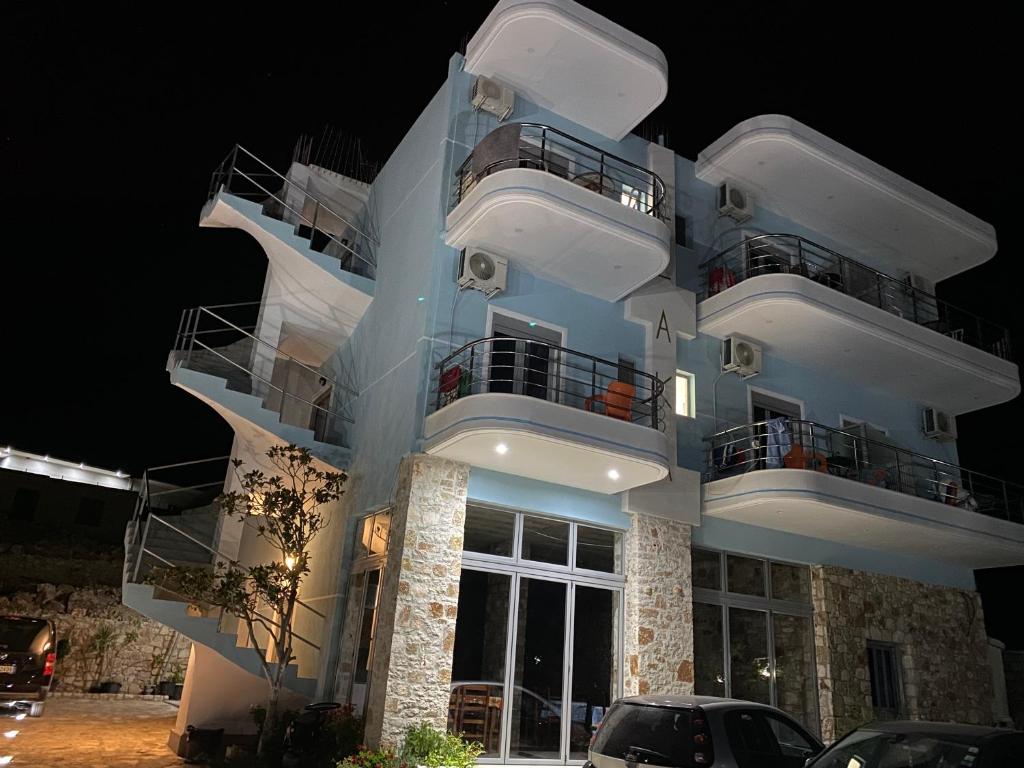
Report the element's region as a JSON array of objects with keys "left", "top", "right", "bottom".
[{"left": 488, "top": 312, "right": 564, "bottom": 403}]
